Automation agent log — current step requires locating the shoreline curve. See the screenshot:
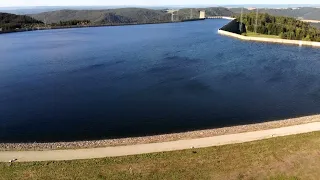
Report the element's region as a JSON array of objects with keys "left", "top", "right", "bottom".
[
  {"left": 1, "top": 121, "right": 320, "bottom": 162},
  {"left": 218, "top": 29, "right": 320, "bottom": 47},
  {"left": 1, "top": 115, "right": 320, "bottom": 152}
]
